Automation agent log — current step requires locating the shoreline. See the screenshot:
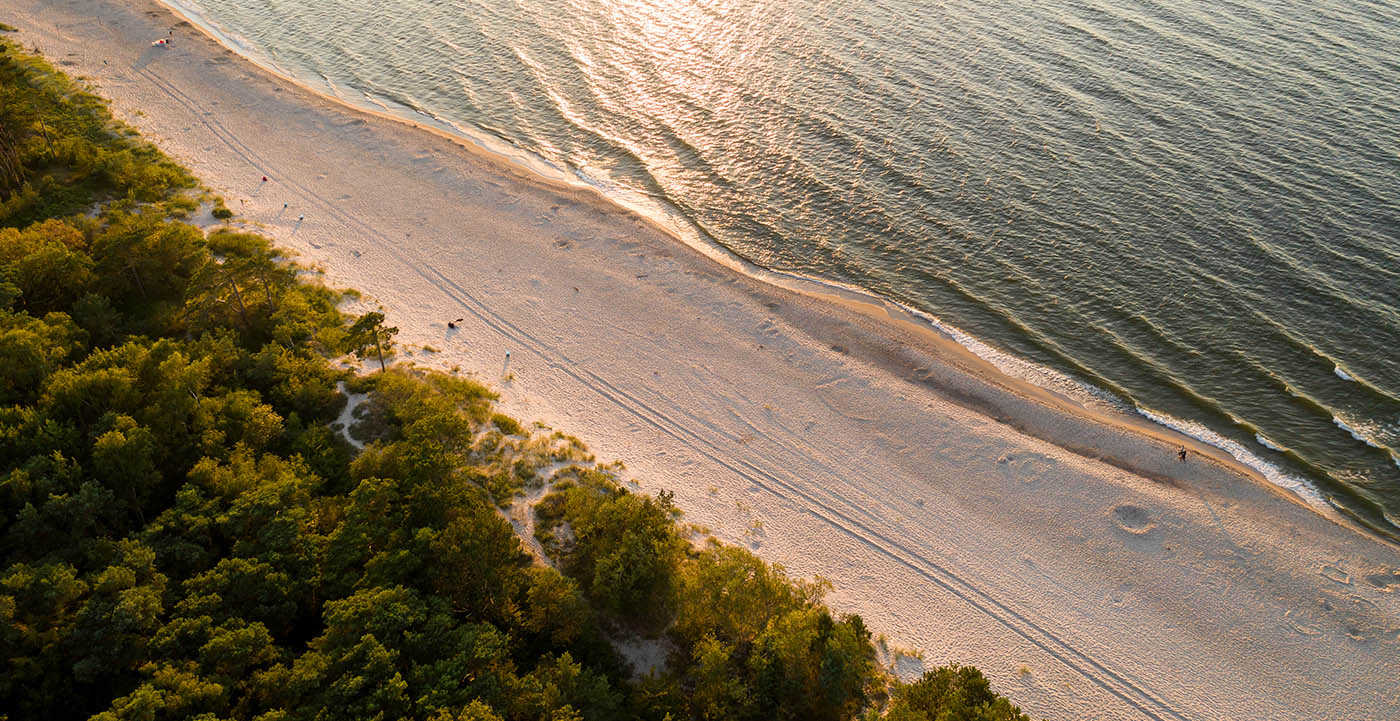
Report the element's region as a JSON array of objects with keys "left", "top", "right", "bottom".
[
  {"left": 153, "top": 0, "right": 1355, "bottom": 531},
  {"left": 11, "top": 2, "right": 1400, "bottom": 719}
]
